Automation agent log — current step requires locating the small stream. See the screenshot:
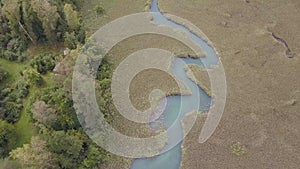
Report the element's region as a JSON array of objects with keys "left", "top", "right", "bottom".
[{"left": 131, "top": 0, "right": 220, "bottom": 168}]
